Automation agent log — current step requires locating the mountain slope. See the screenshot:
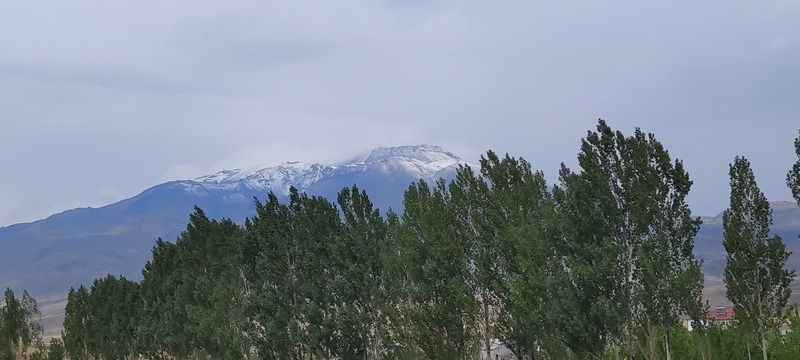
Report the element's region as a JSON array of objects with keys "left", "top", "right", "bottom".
[
  {"left": 0, "top": 145, "right": 468, "bottom": 297},
  {"left": 695, "top": 201, "right": 800, "bottom": 278}
]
